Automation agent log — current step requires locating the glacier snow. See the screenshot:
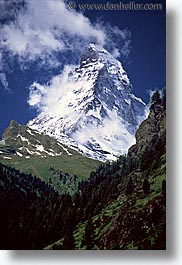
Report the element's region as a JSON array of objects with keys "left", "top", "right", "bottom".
[{"left": 28, "top": 44, "right": 147, "bottom": 161}]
